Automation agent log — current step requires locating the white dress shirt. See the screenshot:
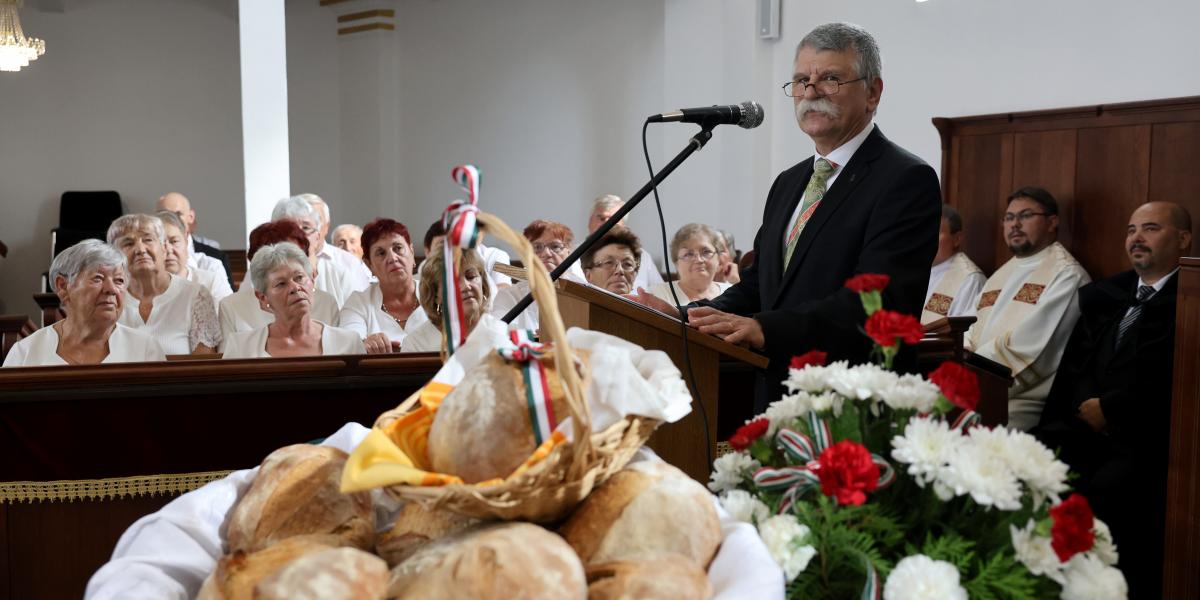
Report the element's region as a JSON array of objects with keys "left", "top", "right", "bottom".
[
  {"left": 781, "top": 122, "right": 875, "bottom": 250},
  {"left": 317, "top": 243, "right": 372, "bottom": 297},
  {"left": 185, "top": 267, "right": 233, "bottom": 305},
  {"left": 186, "top": 236, "right": 230, "bottom": 282}
]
